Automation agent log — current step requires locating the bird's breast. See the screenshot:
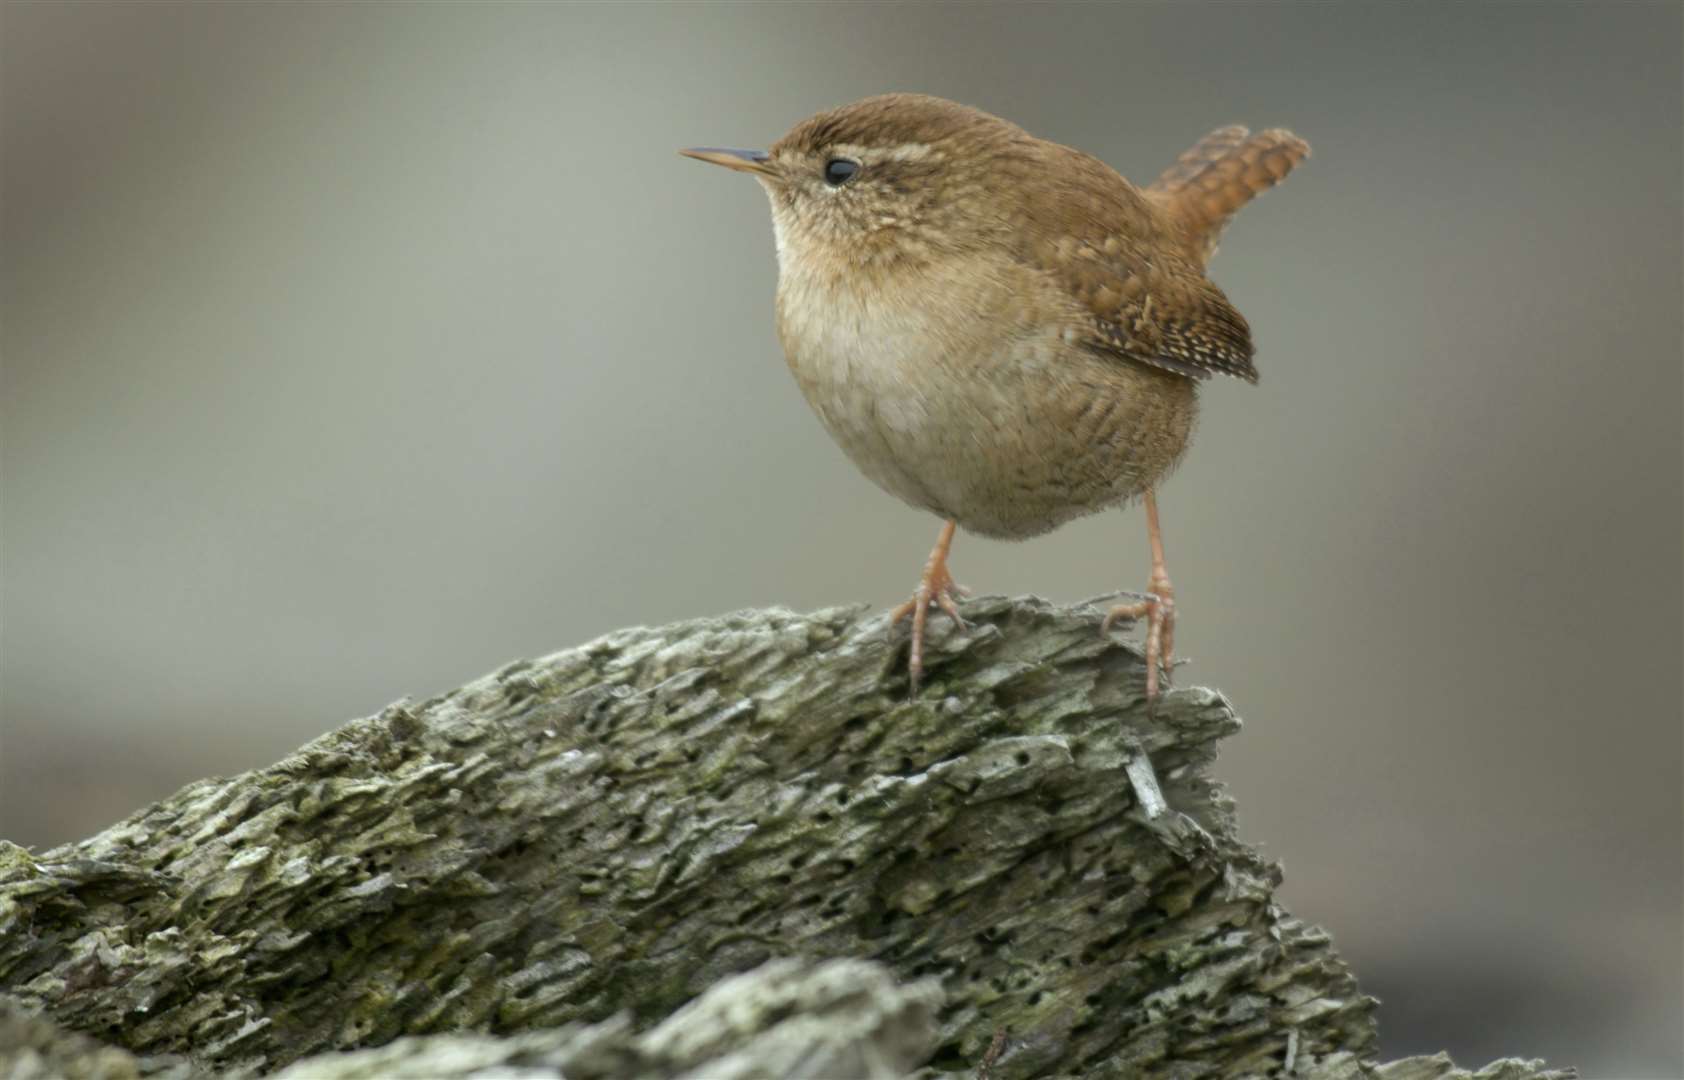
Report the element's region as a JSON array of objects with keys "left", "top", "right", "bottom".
[
  {"left": 776, "top": 269, "right": 942, "bottom": 437},
  {"left": 771, "top": 254, "right": 1196, "bottom": 539}
]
